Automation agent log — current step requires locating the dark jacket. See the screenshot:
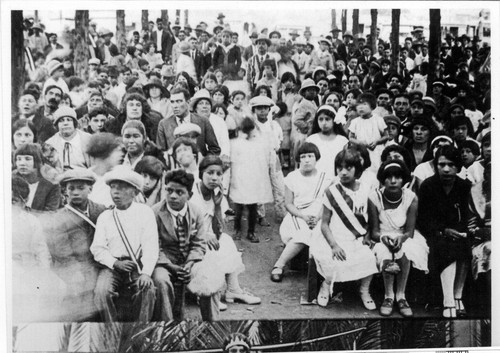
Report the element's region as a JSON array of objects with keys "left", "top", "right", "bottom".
[
  {"left": 151, "top": 30, "right": 176, "bottom": 62},
  {"left": 12, "top": 111, "right": 57, "bottom": 143},
  {"left": 15, "top": 172, "right": 62, "bottom": 212},
  {"left": 212, "top": 44, "right": 242, "bottom": 78}
]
